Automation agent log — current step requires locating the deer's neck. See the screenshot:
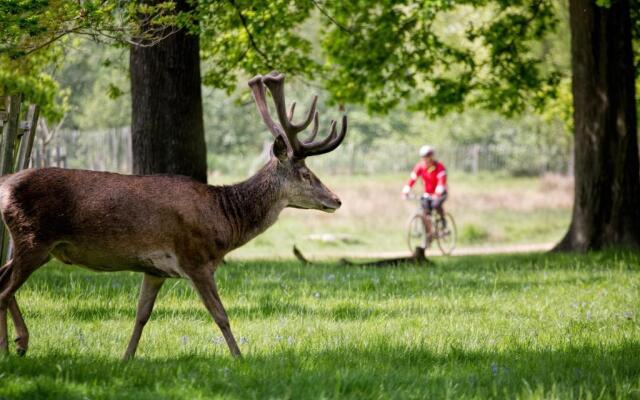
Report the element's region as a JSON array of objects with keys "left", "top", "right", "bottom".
[{"left": 217, "top": 162, "right": 286, "bottom": 249}]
